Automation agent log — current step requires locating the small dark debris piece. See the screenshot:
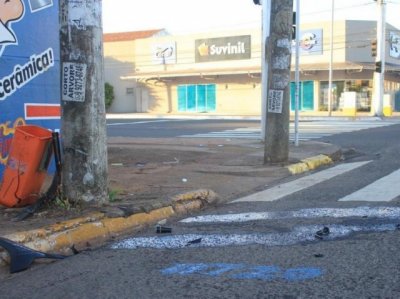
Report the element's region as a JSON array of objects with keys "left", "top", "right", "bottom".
[
  {"left": 314, "top": 254, "right": 324, "bottom": 258},
  {"left": 71, "top": 245, "right": 80, "bottom": 255},
  {"left": 315, "top": 227, "right": 330, "bottom": 240},
  {"left": 315, "top": 234, "right": 323, "bottom": 240},
  {"left": 156, "top": 226, "right": 172, "bottom": 234},
  {"left": 186, "top": 238, "right": 202, "bottom": 246},
  {"left": 396, "top": 224, "right": 400, "bottom": 230}
]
